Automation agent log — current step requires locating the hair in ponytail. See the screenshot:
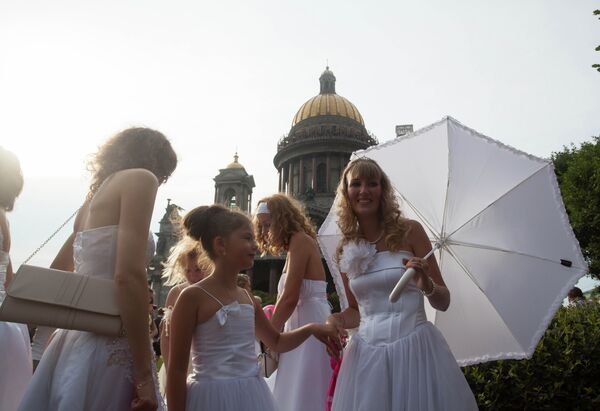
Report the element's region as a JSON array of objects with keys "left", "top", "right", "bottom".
[{"left": 183, "top": 205, "right": 251, "bottom": 259}]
